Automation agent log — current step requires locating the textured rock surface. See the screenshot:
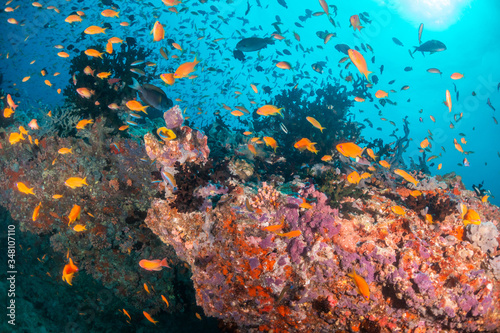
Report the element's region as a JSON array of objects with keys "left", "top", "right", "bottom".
[{"left": 145, "top": 175, "right": 500, "bottom": 332}]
